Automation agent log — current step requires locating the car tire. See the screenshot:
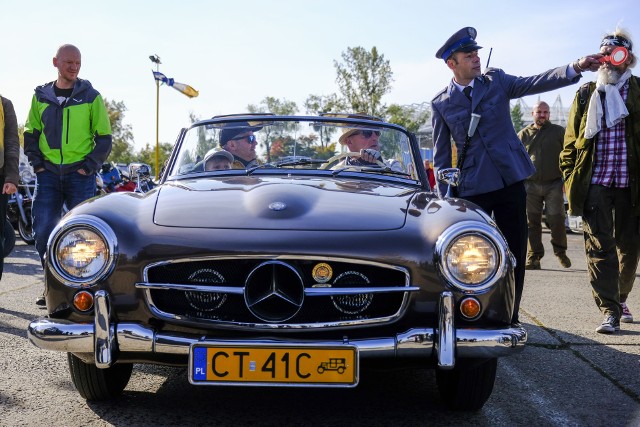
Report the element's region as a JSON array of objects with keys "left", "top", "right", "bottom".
[
  {"left": 67, "top": 353, "right": 133, "bottom": 401},
  {"left": 18, "top": 207, "right": 35, "bottom": 245},
  {"left": 3, "top": 217, "right": 15, "bottom": 258},
  {"left": 436, "top": 357, "right": 497, "bottom": 411}
]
